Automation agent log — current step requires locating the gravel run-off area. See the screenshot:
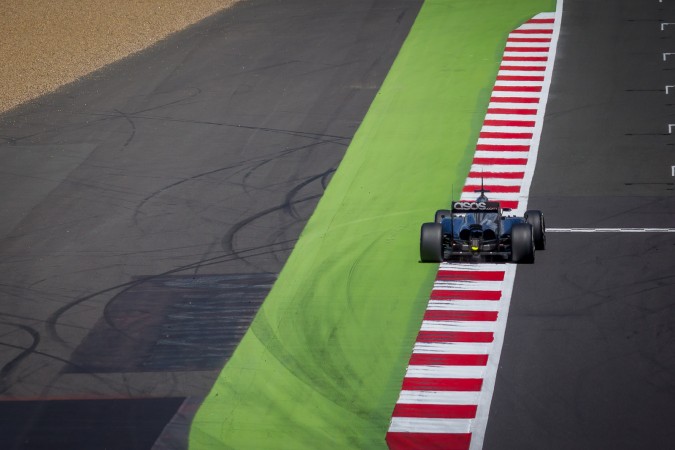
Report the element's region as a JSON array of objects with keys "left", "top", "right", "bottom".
[{"left": 0, "top": 0, "right": 239, "bottom": 113}]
